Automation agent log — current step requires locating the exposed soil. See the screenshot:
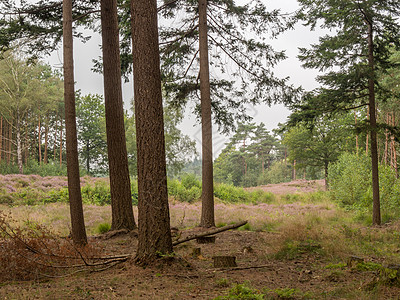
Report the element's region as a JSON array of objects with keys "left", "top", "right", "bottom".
[{"left": 1, "top": 180, "right": 399, "bottom": 299}]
